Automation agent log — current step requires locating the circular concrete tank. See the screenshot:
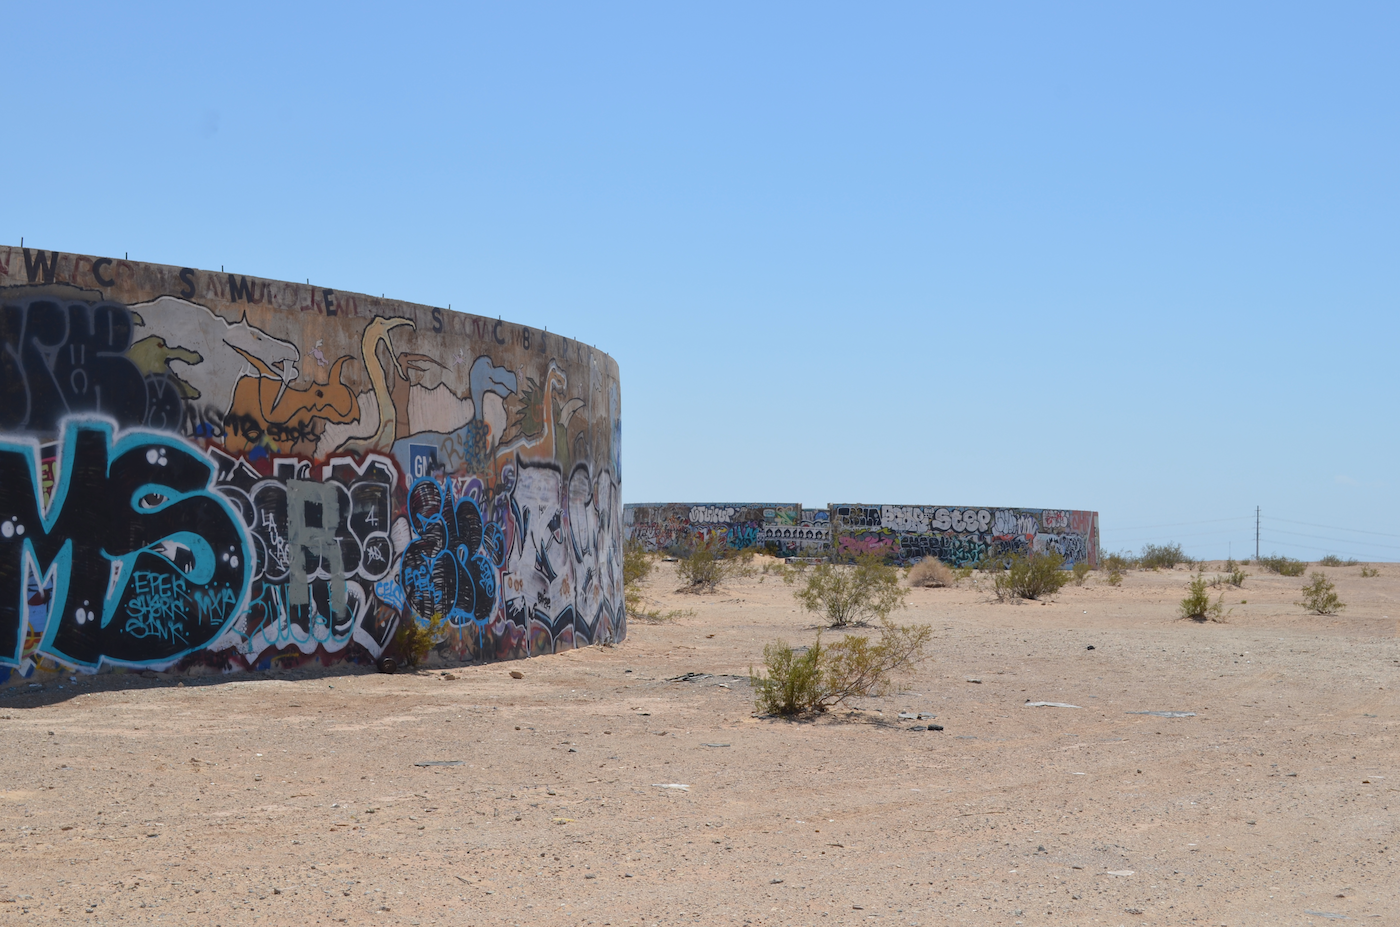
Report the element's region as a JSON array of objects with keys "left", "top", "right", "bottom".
[{"left": 0, "top": 247, "right": 622, "bottom": 680}]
